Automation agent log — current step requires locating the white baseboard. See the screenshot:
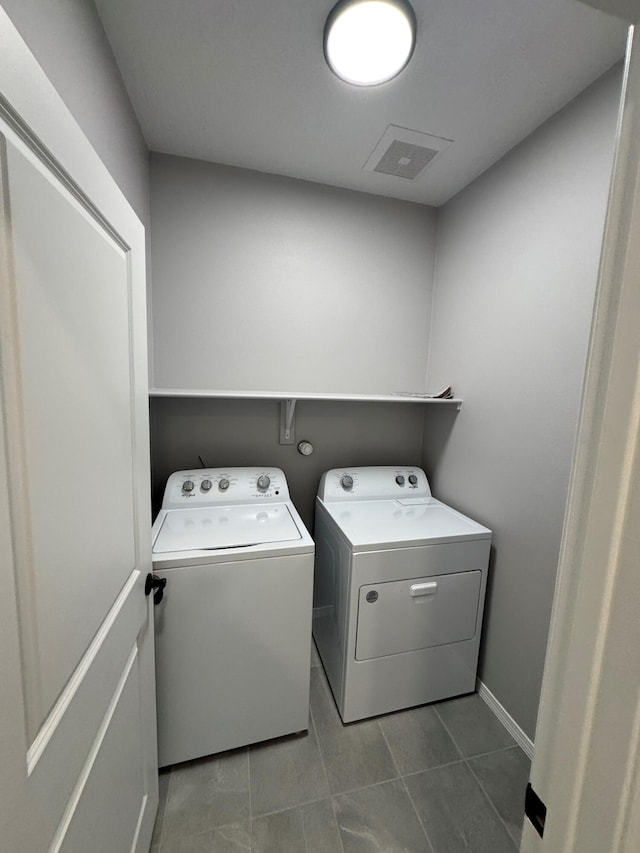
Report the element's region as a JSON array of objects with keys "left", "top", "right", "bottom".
[{"left": 476, "top": 679, "right": 535, "bottom": 760}]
